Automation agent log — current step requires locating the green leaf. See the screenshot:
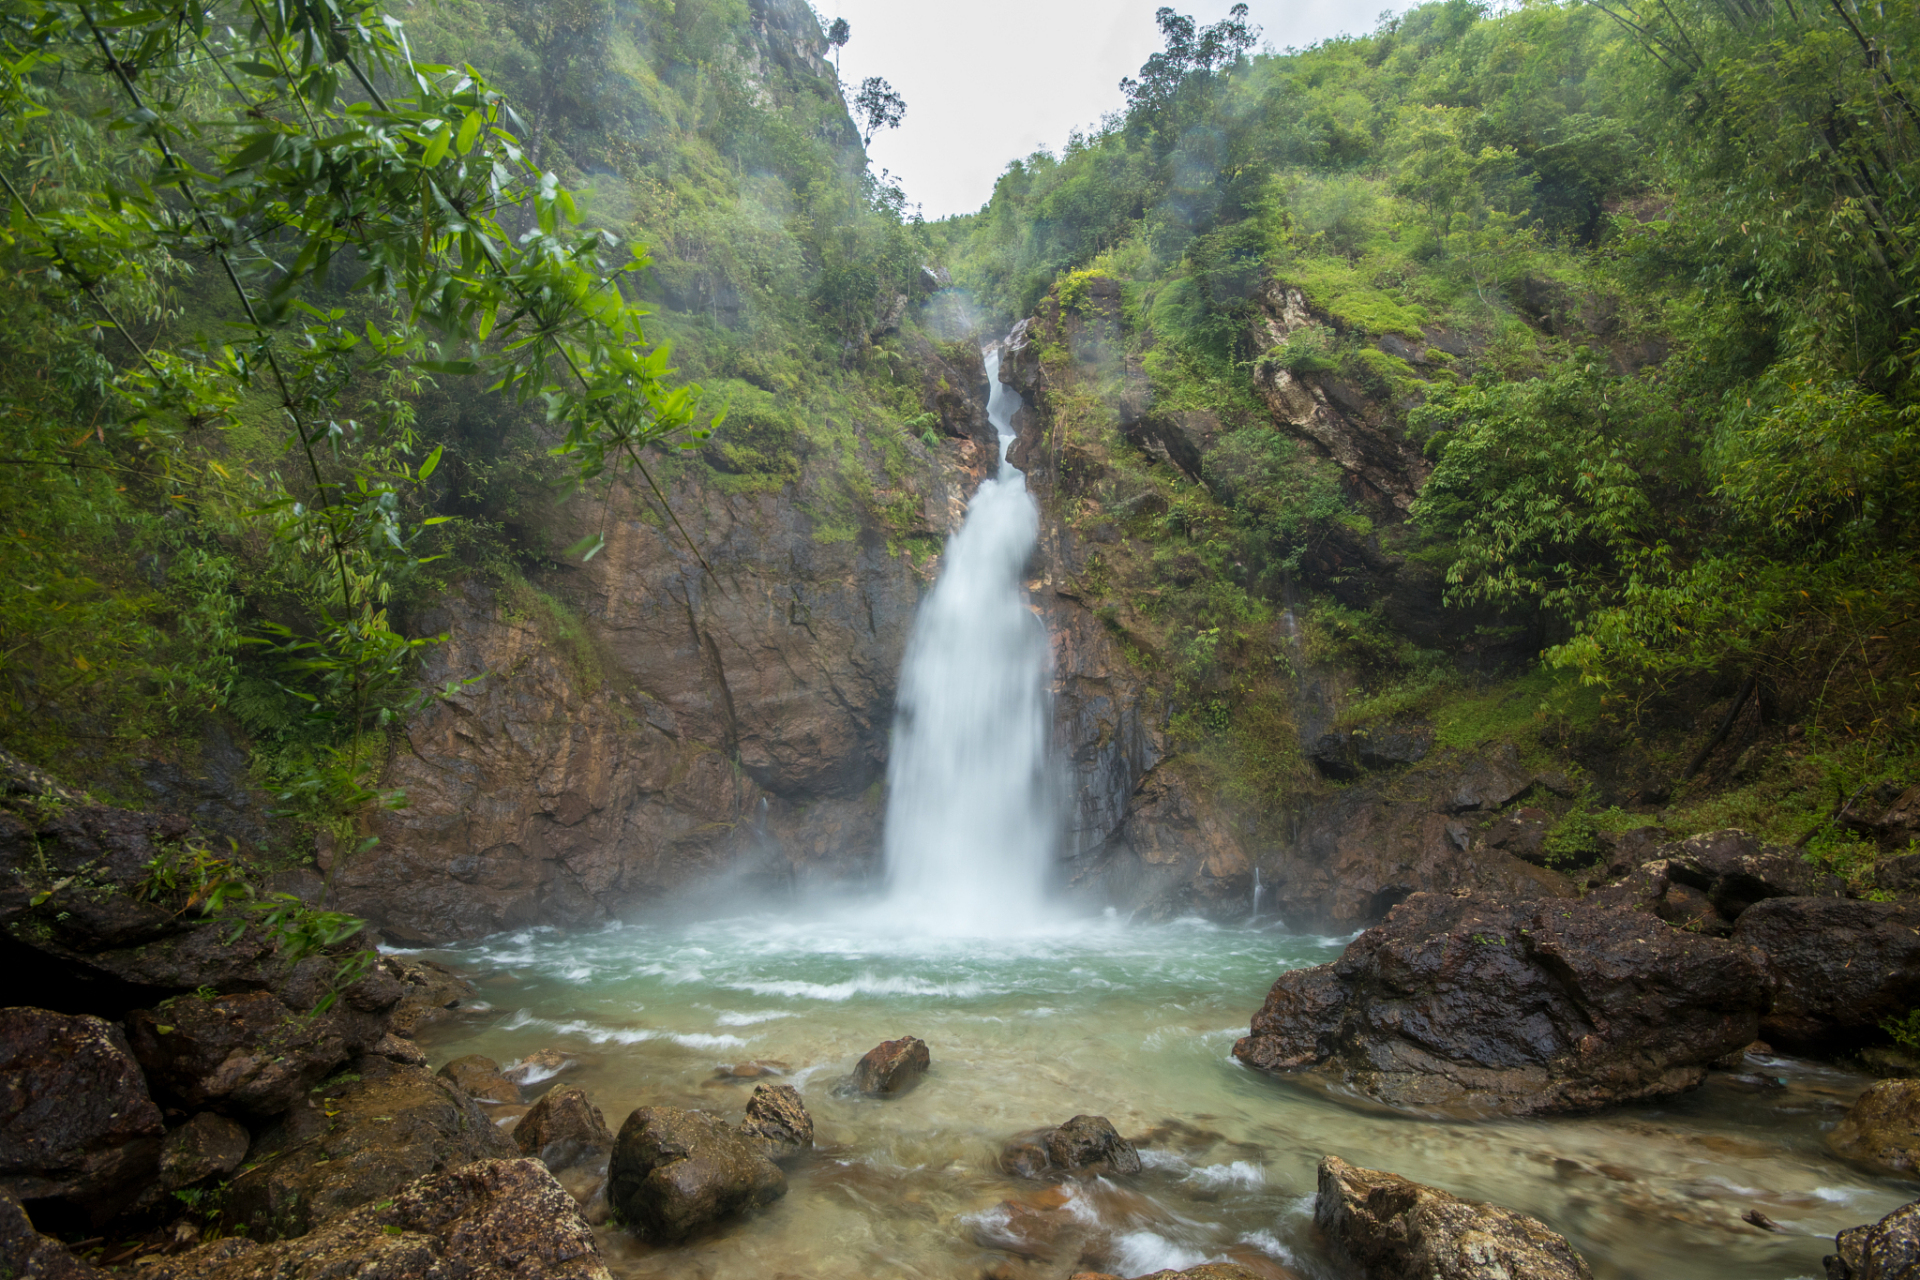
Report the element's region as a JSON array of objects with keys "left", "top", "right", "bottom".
[
  {"left": 454, "top": 109, "right": 482, "bottom": 156},
  {"left": 565, "top": 533, "right": 607, "bottom": 562},
  {"left": 422, "top": 122, "right": 451, "bottom": 168},
  {"left": 418, "top": 443, "right": 443, "bottom": 481}
]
